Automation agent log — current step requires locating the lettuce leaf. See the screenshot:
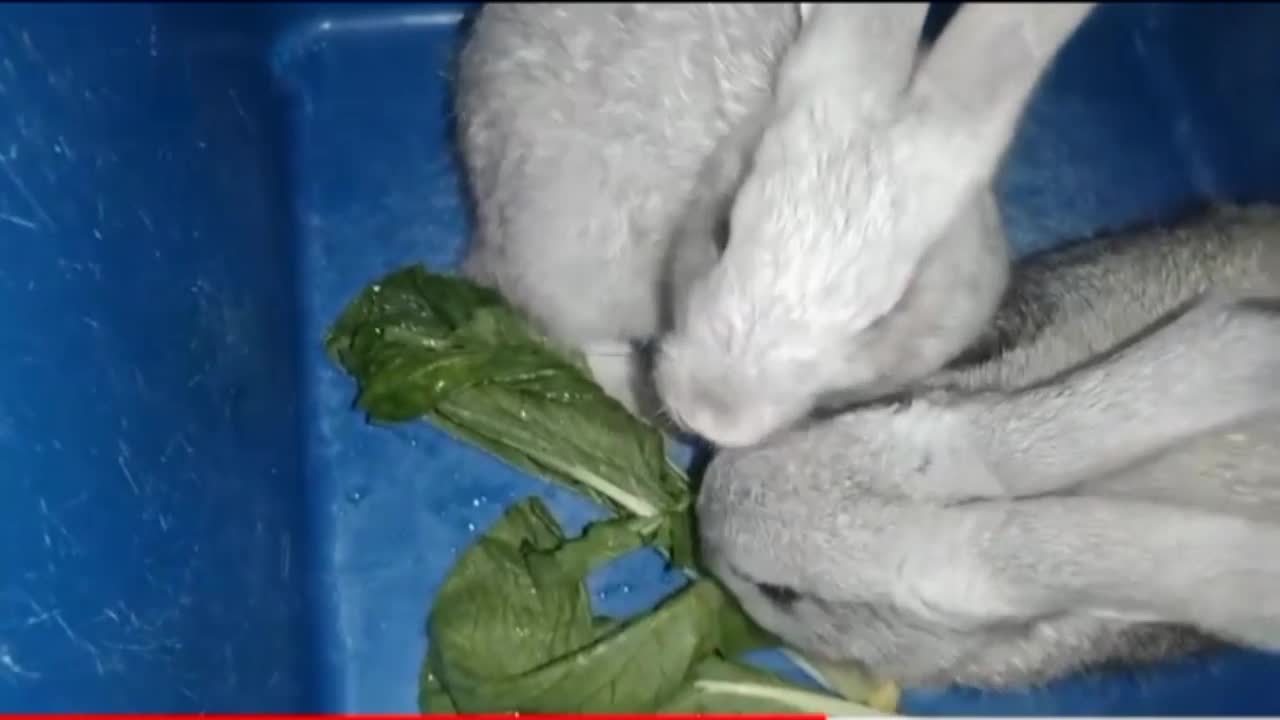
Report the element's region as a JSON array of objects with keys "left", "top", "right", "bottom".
[
  {"left": 427, "top": 498, "right": 726, "bottom": 711},
  {"left": 326, "top": 267, "right": 688, "bottom": 518}
]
